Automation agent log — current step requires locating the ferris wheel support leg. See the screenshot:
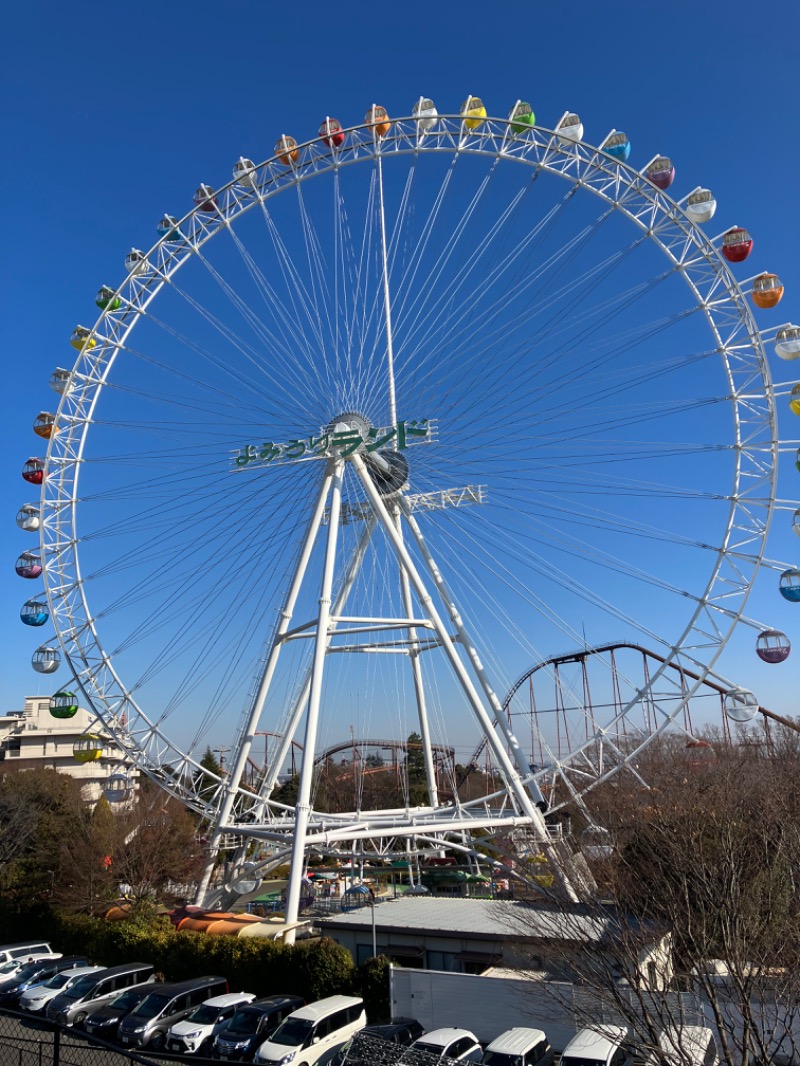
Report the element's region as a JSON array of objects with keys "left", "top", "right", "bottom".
[
  {"left": 195, "top": 466, "right": 336, "bottom": 906},
  {"left": 392, "top": 504, "right": 440, "bottom": 810},
  {"left": 284, "top": 459, "right": 345, "bottom": 945},
  {"left": 351, "top": 455, "right": 580, "bottom": 902},
  {"left": 248, "top": 515, "right": 378, "bottom": 819}
]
